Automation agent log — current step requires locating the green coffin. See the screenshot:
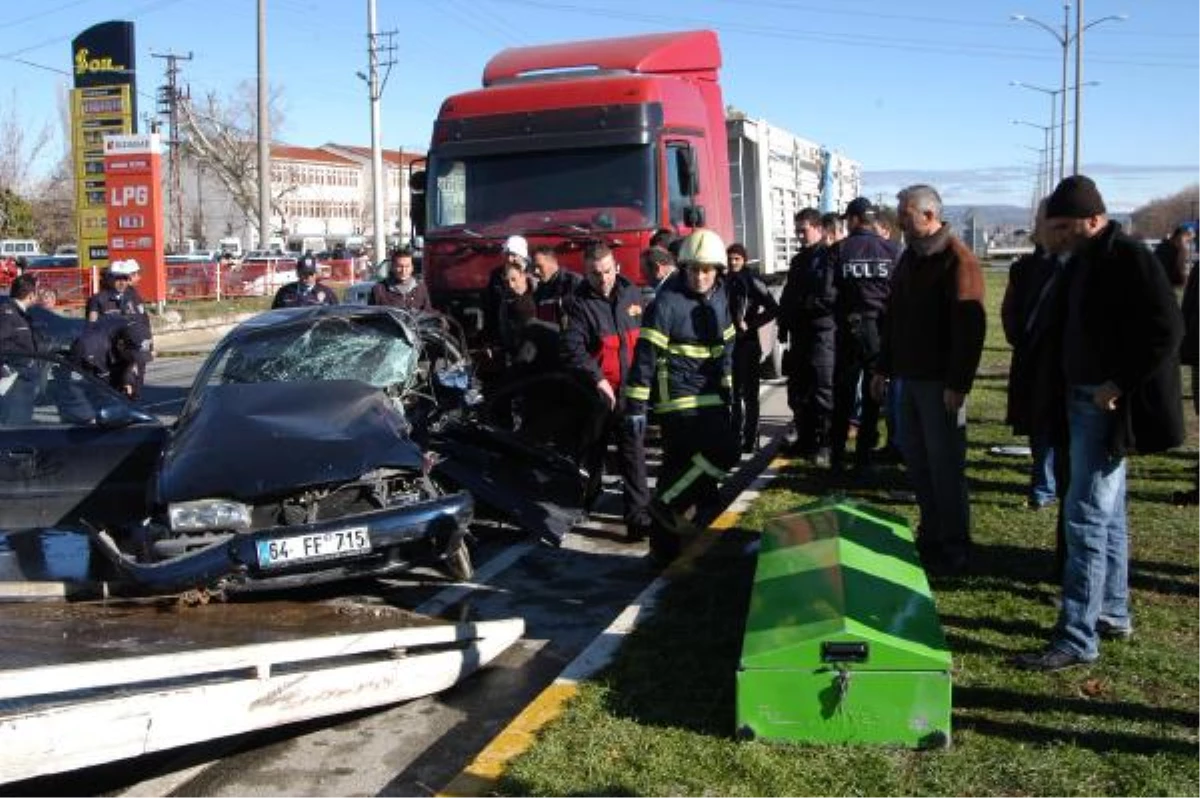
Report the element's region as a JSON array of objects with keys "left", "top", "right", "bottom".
[{"left": 736, "top": 498, "right": 952, "bottom": 748}]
